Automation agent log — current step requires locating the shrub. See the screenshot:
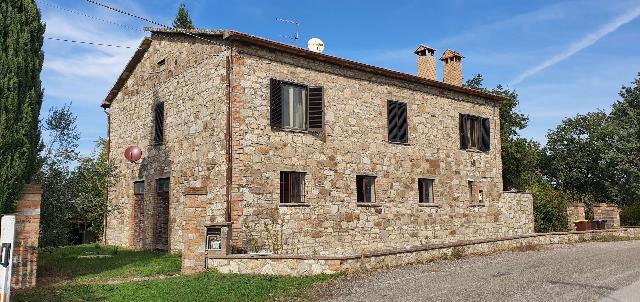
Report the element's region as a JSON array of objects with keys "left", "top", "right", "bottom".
[
  {"left": 621, "top": 202, "right": 640, "bottom": 226},
  {"left": 529, "top": 176, "right": 569, "bottom": 232}
]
